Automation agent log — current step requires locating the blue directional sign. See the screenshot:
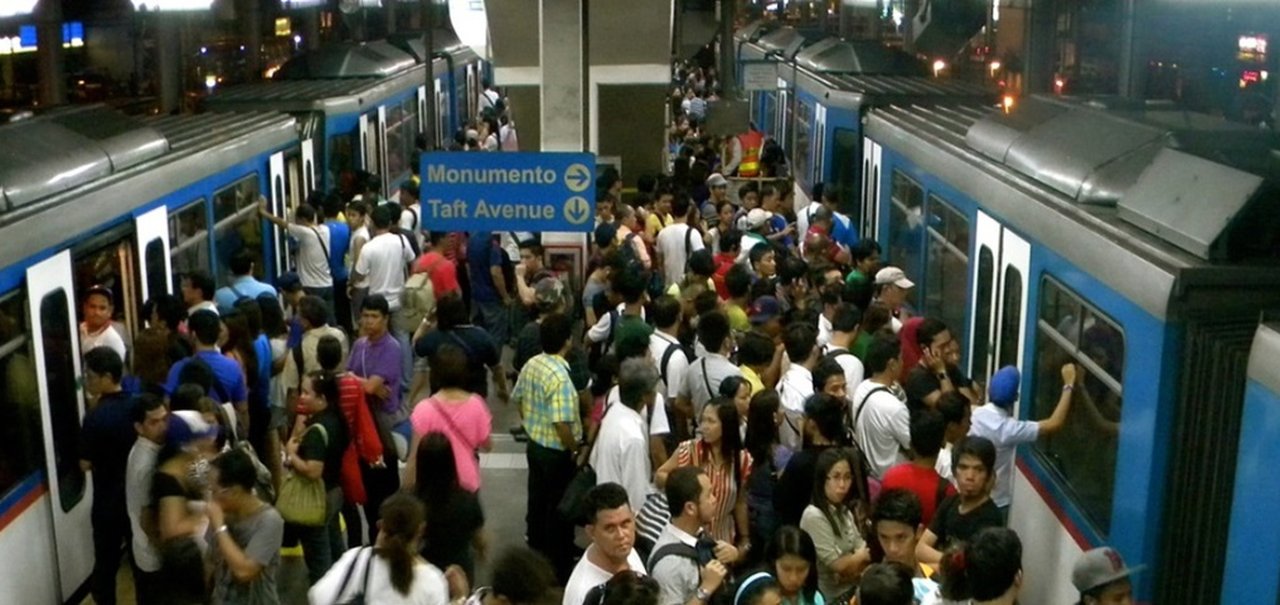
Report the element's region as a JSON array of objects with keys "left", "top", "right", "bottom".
[{"left": 419, "top": 152, "right": 596, "bottom": 232}]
